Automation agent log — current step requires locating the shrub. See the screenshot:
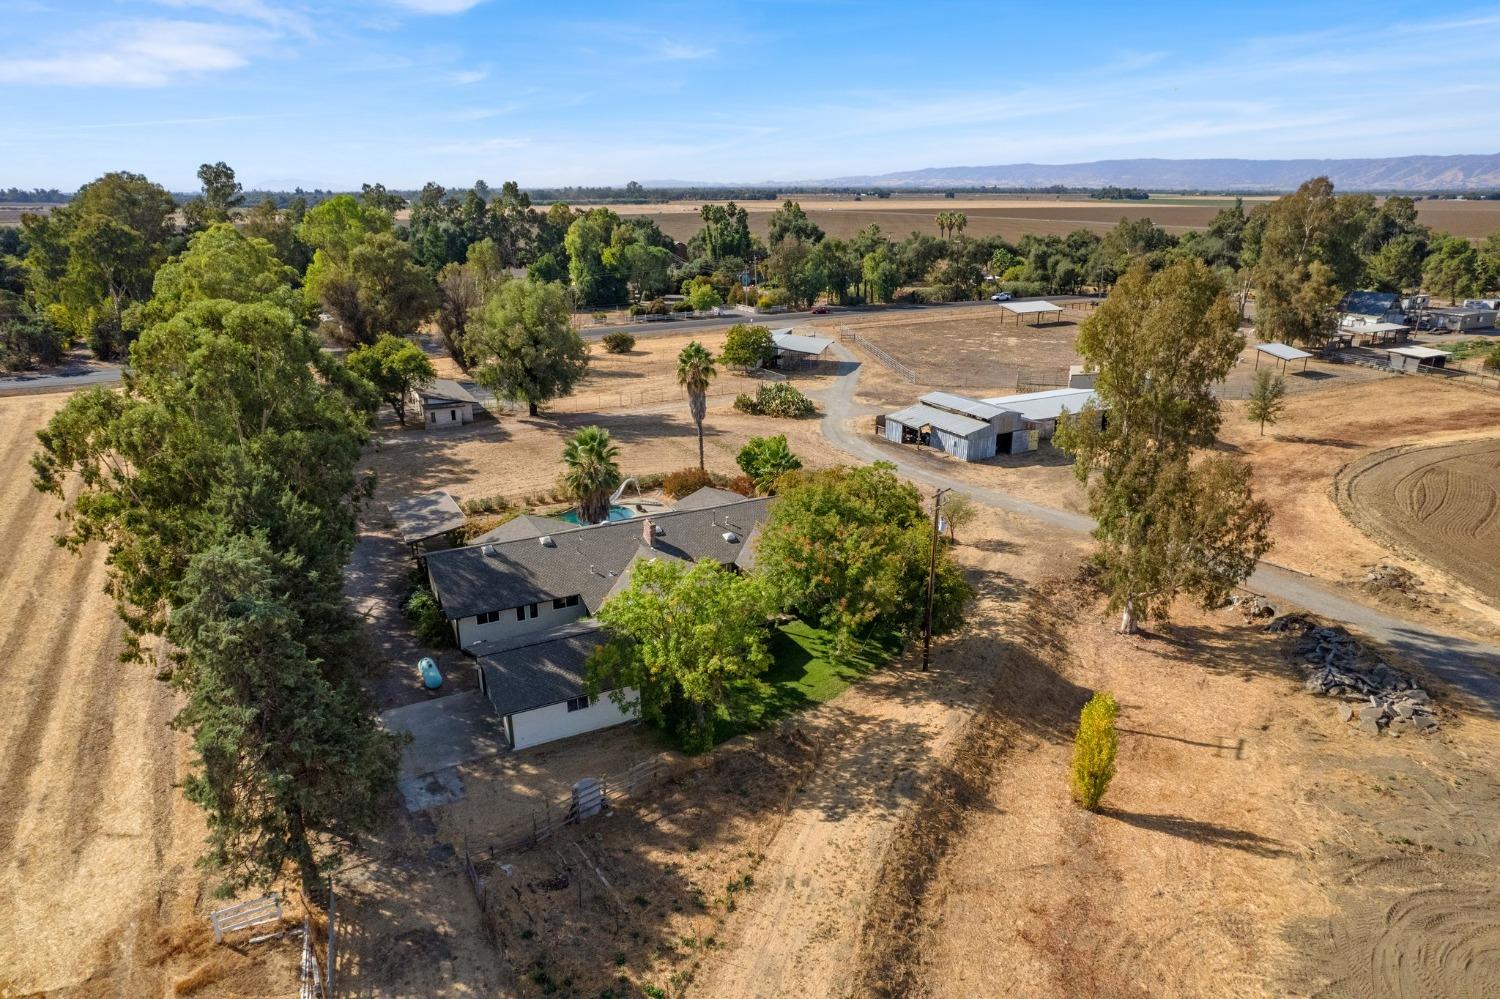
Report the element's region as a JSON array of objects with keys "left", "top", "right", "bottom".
[
  {"left": 404, "top": 583, "right": 455, "bottom": 648},
  {"left": 627, "top": 303, "right": 647, "bottom": 316},
  {"left": 647, "top": 299, "right": 669, "bottom": 316},
  {"left": 736, "top": 434, "right": 802, "bottom": 493},
  {"left": 1485, "top": 344, "right": 1500, "bottom": 373},
  {"left": 602, "top": 331, "right": 636, "bottom": 354},
  {"left": 995, "top": 280, "right": 1046, "bottom": 298},
  {"left": 592, "top": 311, "right": 608, "bottom": 324},
  {"left": 756, "top": 288, "right": 790, "bottom": 310},
  {"left": 719, "top": 323, "right": 775, "bottom": 369},
  {"left": 735, "top": 382, "right": 815, "bottom": 418},
  {"left": 725, "top": 474, "right": 756, "bottom": 496},
  {"left": 672, "top": 300, "right": 695, "bottom": 313},
  {"left": 1070, "top": 691, "right": 1118, "bottom": 811},
  {"left": 661, "top": 467, "right": 716, "bottom": 499}
]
